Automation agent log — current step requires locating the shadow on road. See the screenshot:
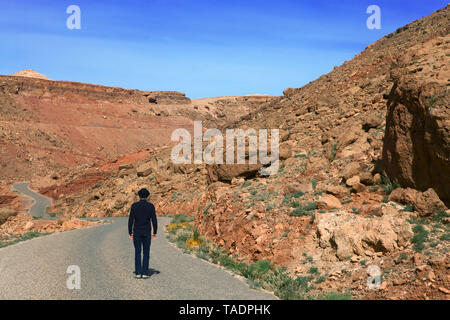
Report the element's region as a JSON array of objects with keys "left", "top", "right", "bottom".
[{"left": 133, "top": 268, "right": 161, "bottom": 277}]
